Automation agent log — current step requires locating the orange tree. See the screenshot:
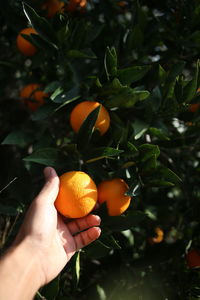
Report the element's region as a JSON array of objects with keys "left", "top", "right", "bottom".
[{"left": 1, "top": 0, "right": 200, "bottom": 299}]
